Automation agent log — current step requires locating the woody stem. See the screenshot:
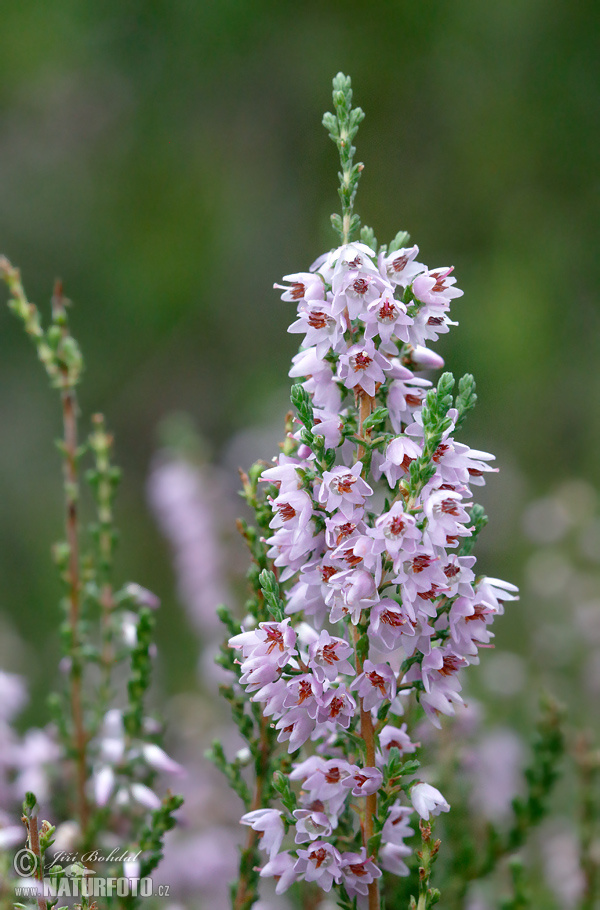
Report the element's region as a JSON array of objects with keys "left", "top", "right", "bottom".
[
  {"left": 61, "top": 386, "right": 89, "bottom": 837},
  {"left": 233, "top": 714, "right": 271, "bottom": 910}
]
